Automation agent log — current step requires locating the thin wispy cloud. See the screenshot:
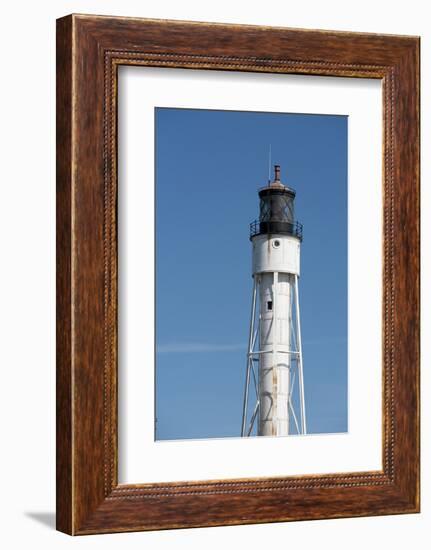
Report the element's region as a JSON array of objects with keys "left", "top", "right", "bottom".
[
  {"left": 157, "top": 342, "right": 245, "bottom": 354},
  {"left": 302, "top": 337, "right": 347, "bottom": 347},
  {"left": 157, "top": 338, "right": 346, "bottom": 354}
]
